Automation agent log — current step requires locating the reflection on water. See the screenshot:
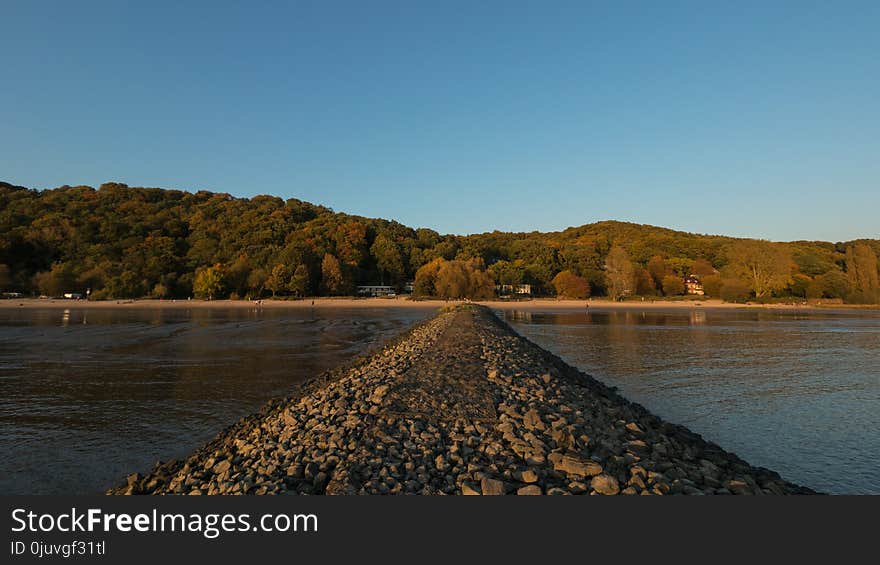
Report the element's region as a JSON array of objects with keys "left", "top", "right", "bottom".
[
  {"left": 0, "top": 305, "right": 434, "bottom": 495},
  {"left": 500, "top": 307, "right": 880, "bottom": 494}
]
